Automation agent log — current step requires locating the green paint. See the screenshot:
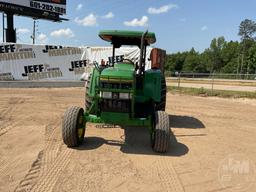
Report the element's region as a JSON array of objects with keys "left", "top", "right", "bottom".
[
  {"left": 84, "top": 30, "right": 164, "bottom": 133},
  {"left": 86, "top": 68, "right": 100, "bottom": 114},
  {"left": 143, "top": 69, "right": 162, "bottom": 102},
  {"left": 99, "top": 30, "right": 156, "bottom": 45},
  {"left": 85, "top": 114, "right": 104, "bottom": 123},
  {"left": 84, "top": 112, "right": 152, "bottom": 128},
  {"left": 101, "top": 63, "right": 134, "bottom": 81}
]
